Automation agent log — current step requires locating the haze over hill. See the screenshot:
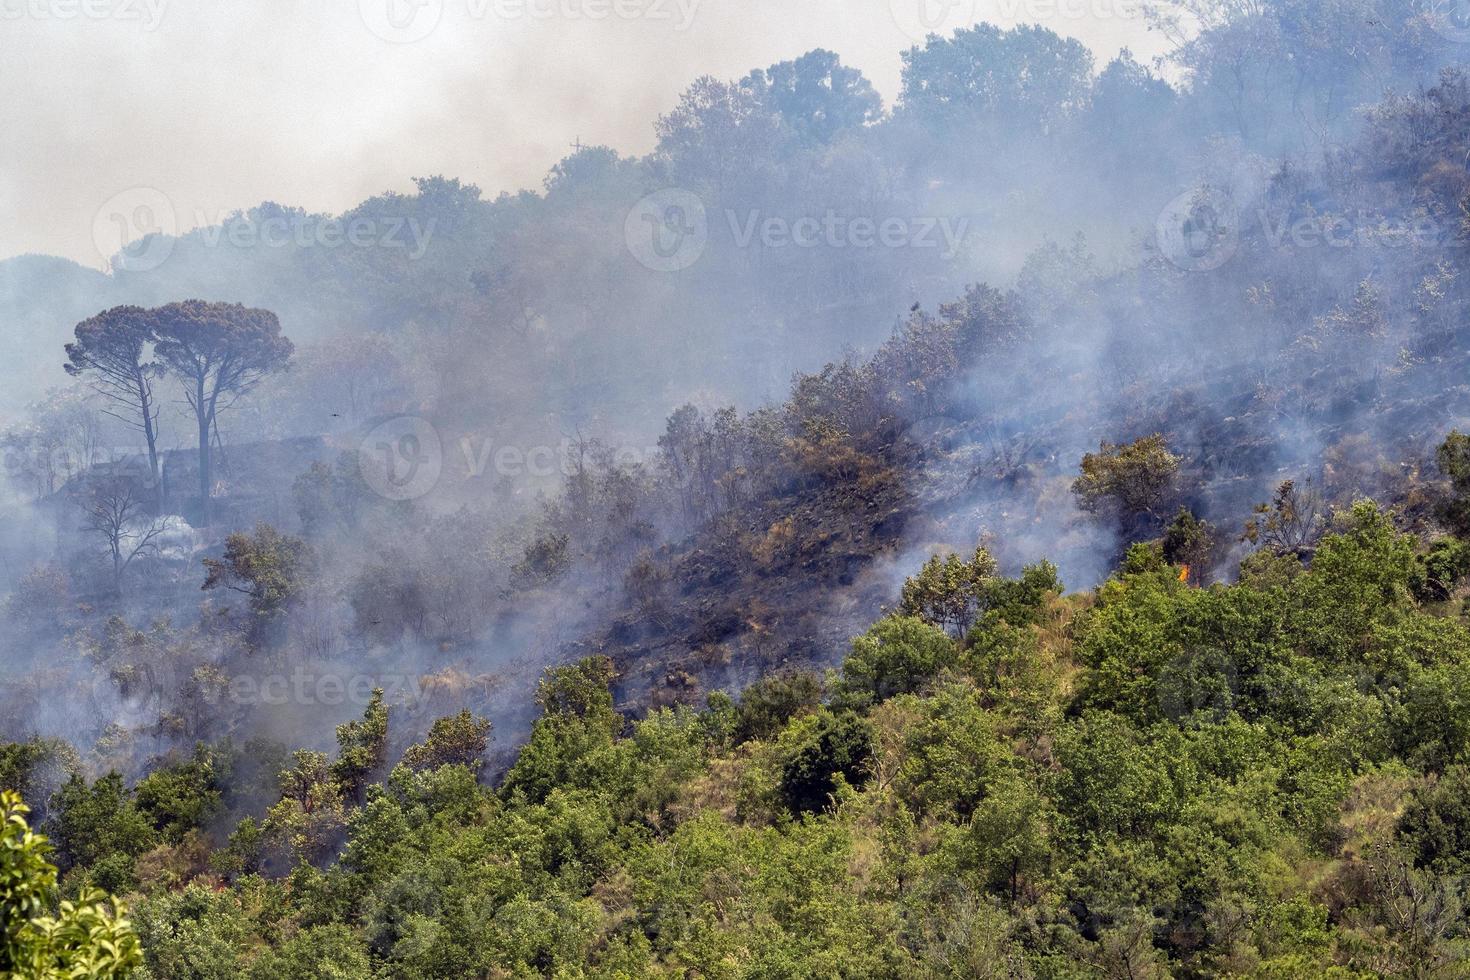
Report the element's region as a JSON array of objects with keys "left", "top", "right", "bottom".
[
  {"left": 0, "top": 0, "right": 1166, "bottom": 268},
  {"left": 8, "top": 0, "right": 1470, "bottom": 974}
]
